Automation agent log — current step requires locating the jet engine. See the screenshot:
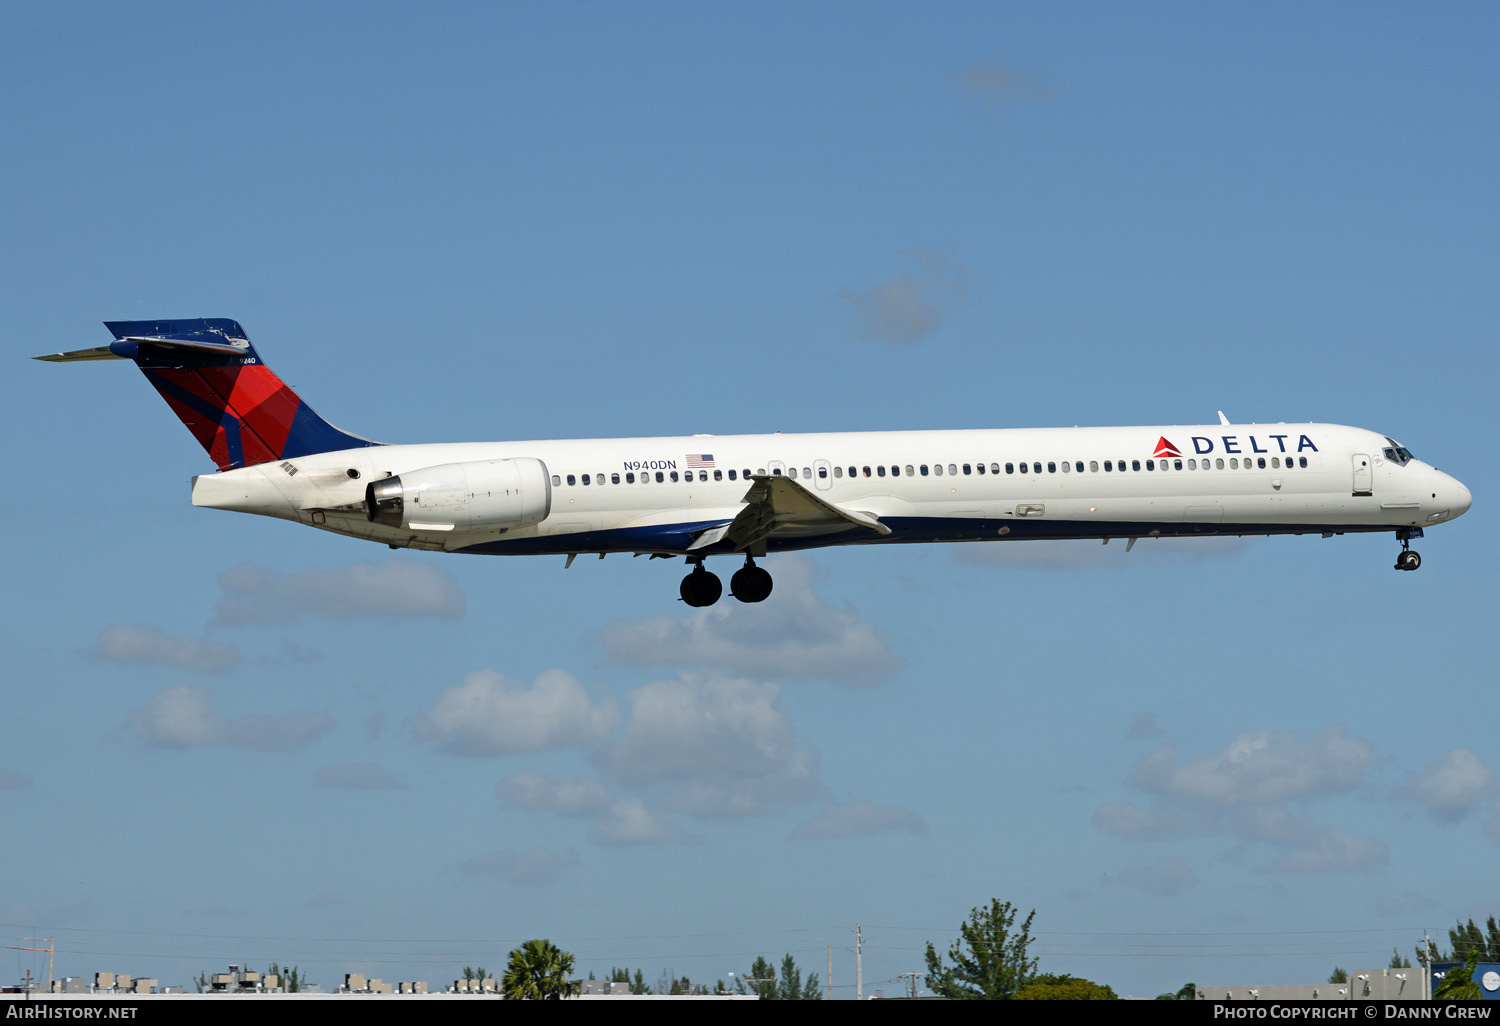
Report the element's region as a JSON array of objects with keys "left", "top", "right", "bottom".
[{"left": 365, "top": 457, "right": 551, "bottom": 532}]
